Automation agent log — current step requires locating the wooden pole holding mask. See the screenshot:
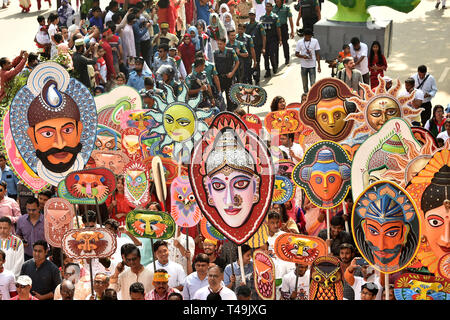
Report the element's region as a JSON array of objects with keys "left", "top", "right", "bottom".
[
  {"left": 73, "top": 204, "right": 80, "bottom": 229},
  {"left": 94, "top": 197, "right": 103, "bottom": 227},
  {"left": 385, "top": 273, "right": 389, "bottom": 300},
  {"left": 238, "top": 246, "right": 246, "bottom": 285},
  {"left": 342, "top": 202, "right": 349, "bottom": 233},
  {"left": 326, "top": 209, "right": 331, "bottom": 254}
]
